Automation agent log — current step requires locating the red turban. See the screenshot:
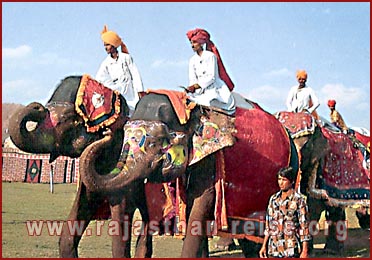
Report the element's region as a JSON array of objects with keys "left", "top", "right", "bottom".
[
  {"left": 186, "top": 28, "right": 211, "bottom": 44},
  {"left": 327, "top": 99, "right": 336, "bottom": 107},
  {"left": 186, "top": 28, "right": 234, "bottom": 91}
]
